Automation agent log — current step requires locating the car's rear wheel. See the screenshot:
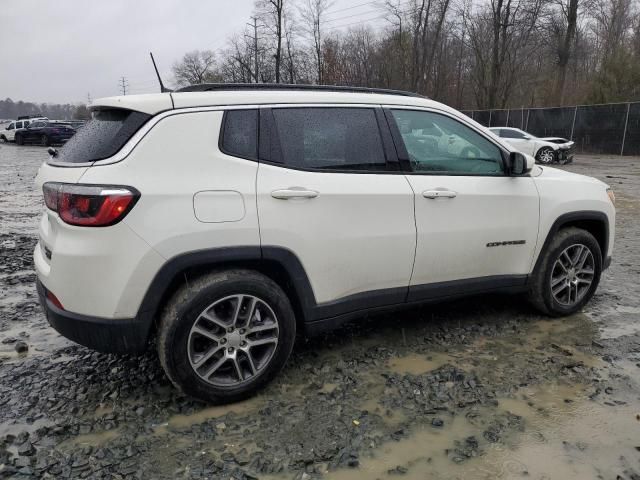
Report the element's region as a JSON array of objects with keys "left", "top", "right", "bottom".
[
  {"left": 41, "top": 134, "right": 50, "bottom": 146},
  {"left": 528, "top": 227, "right": 602, "bottom": 316},
  {"left": 157, "top": 269, "right": 296, "bottom": 403},
  {"left": 536, "top": 147, "right": 555, "bottom": 164},
  {"left": 15, "top": 134, "right": 23, "bottom": 146}
]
